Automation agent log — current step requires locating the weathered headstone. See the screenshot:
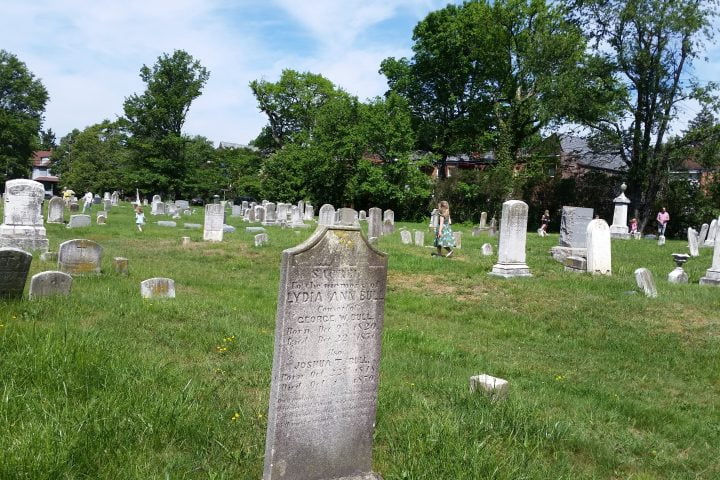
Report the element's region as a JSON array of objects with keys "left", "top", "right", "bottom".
[
  {"left": 586, "top": 219, "right": 612, "bottom": 275},
  {"left": 634, "top": 268, "right": 657, "bottom": 297},
  {"left": 563, "top": 255, "right": 586, "bottom": 273},
  {"left": 263, "top": 203, "right": 277, "bottom": 225},
  {"left": 96, "top": 212, "right": 107, "bottom": 225},
  {"left": 658, "top": 235, "right": 666, "bottom": 246},
  {"left": 111, "top": 191, "right": 119, "bottom": 206},
  {"left": 478, "top": 211, "right": 488, "bottom": 230},
  {"left": 304, "top": 204, "right": 314, "bottom": 221},
  {"left": 69, "top": 201, "right": 79, "bottom": 212},
  {"left": 400, "top": 229, "right": 412, "bottom": 244},
  {"left": 263, "top": 219, "right": 387, "bottom": 480},
  {"left": 688, "top": 227, "right": 700, "bottom": 257},
  {"left": 255, "top": 233, "right": 269, "bottom": 247},
  {"left": 319, "top": 204, "right": 335, "bottom": 226},
  {"left": 29, "top": 271, "right": 72, "bottom": 299},
  {"left": 429, "top": 209, "right": 440, "bottom": 232},
  {"left": 488, "top": 217, "right": 497, "bottom": 237},
  {"left": 414, "top": 230, "right": 424, "bottom": 247},
  {"left": 203, "top": 204, "right": 224, "bottom": 242},
  {"left": 66, "top": 215, "right": 91, "bottom": 229},
  {"left": 40, "top": 251, "right": 57, "bottom": 262},
  {"left": 704, "top": 219, "right": 718, "bottom": 247},
  {"left": 183, "top": 223, "right": 201, "bottom": 229},
  {"left": 175, "top": 200, "right": 190, "bottom": 209},
  {"left": 609, "top": 183, "right": 631, "bottom": 239},
  {"left": 452, "top": 231, "right": 462, "bottom": 249},
  {"left": 368, "top": 207, "right": 382, "bottom": 240},
  {"left": 481, "top": 243, "right": 493, "bottom": 256},
  {"left": 337, "top": 208, "right": 359, "bottom": 227},
  {"left": 151, "top": 201, "right": 165, "bottom": 215},
  {"left": 255, "top": 205, "right": 266, "bottom": 224},
  {"left": 698, "top": 223, "right": 710, "bottom": 245},
  {"left": 157, "top": 221, "right": 177, "bottom": 227},
  {"left": 700, "top": 233, "right": 720, "bottom": 286},
  {"left": 382, "top": 209, "right": 395, "bottom": 234},
  {"left": 0, "top": 179, "right": 49, "bottom": 252},
  {"left": 140, "top": 278, "right": 175, "bottom": 298},
  {"left": 114, "top": 257, "right": 129, "bottom": 275},
  {"left": 223, "top": 225, "right": 236, "bottom": 233},
  {"left": 0, "top": 247, "right": 32, "bottom": 299},
  {"left": 246, "top": 226, "right": 266, "bottom": 233},
  {"left": 559, "top": 206, "right": 594, "bottom": 248},
  {"left": 277, "top": 203, "right": 289, "bottom": 223},
  {"left": 47, "top": 197, "right": 65, "bottom": 224},
  {"left": 58, "top": 239, "right": 103, "bottom": 276},
  {"left": 359, "top": 210, "right": 367, "bottom": 221},
  {"left": 490, "top": 200, "right": 532, "bottom": 278},
  {"left": 181, "top": 236, "right": 191, "bottom": 247},
  {"left": 152, "top": 195, "right": 161, "bottom": 203}
]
